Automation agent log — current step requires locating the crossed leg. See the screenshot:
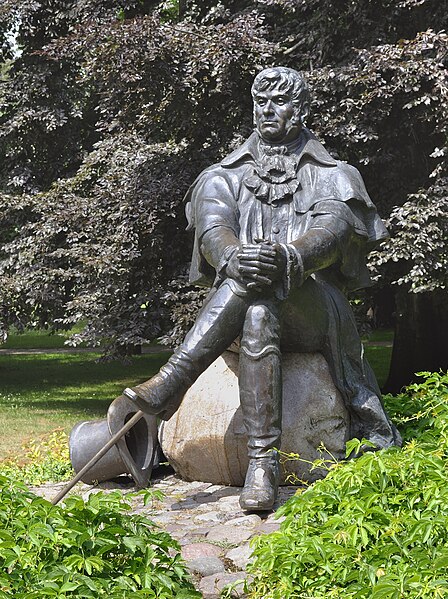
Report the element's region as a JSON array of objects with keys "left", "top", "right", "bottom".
[{"left": 124, "top": 277, "right": 330, "bottom": 510}]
